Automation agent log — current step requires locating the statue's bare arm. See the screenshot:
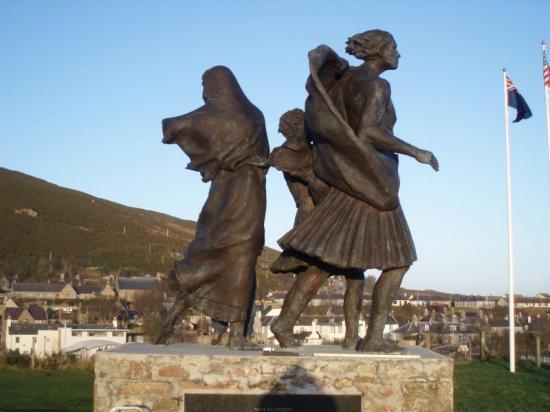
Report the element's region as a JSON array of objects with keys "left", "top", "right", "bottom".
[{"left": 358, "top": 79, "right": 438, "bottom": 171}]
